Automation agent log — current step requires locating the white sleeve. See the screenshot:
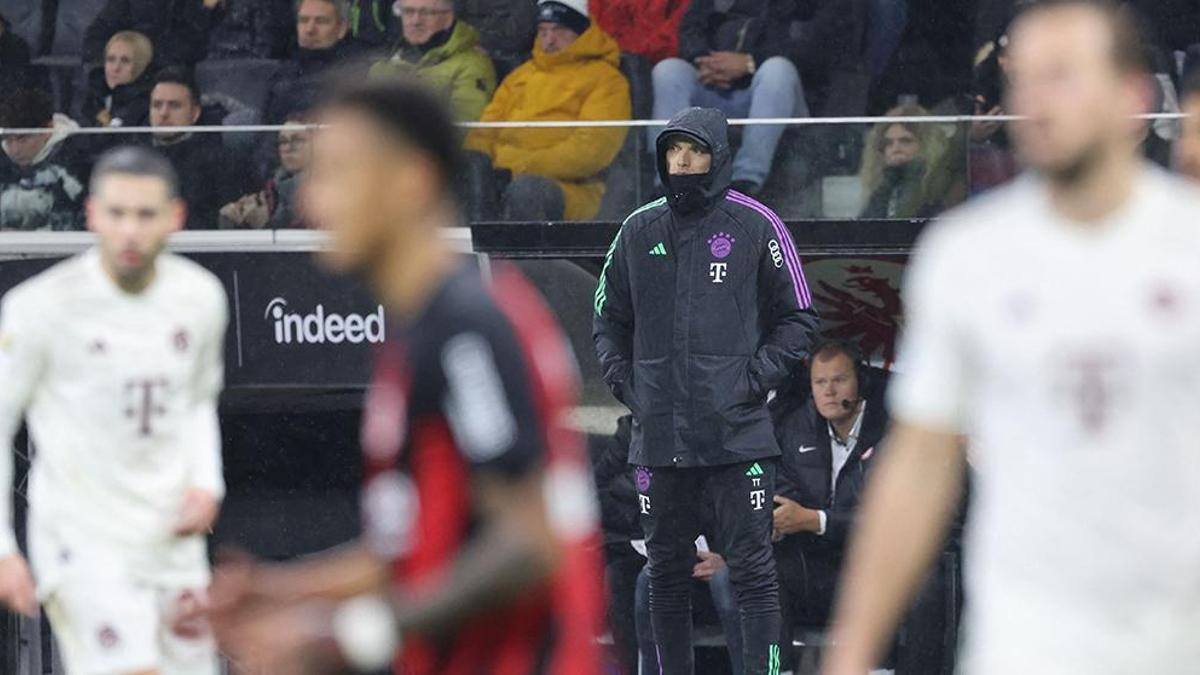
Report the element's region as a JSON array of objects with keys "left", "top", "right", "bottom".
[
  {"left": 887, "top": 226, "right": 975, "bottom": 432},
  {"left": 0, "top": 291, "right": 48, "bottom": 556},
  {"left": 185, "top": 286, "right": 228, "bottom": 500}
]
